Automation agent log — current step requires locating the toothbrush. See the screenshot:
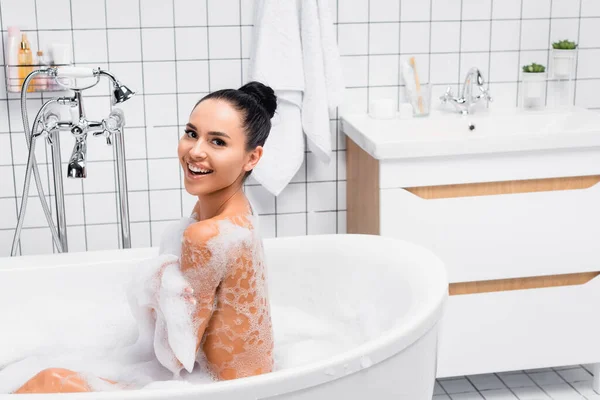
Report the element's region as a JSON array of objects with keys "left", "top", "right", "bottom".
[
  {"left": 409, "top": 57, "right": 424, "bottom": 114},
  {"left": 401, "top": 60, "right": 419, "bottom": 112}
]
